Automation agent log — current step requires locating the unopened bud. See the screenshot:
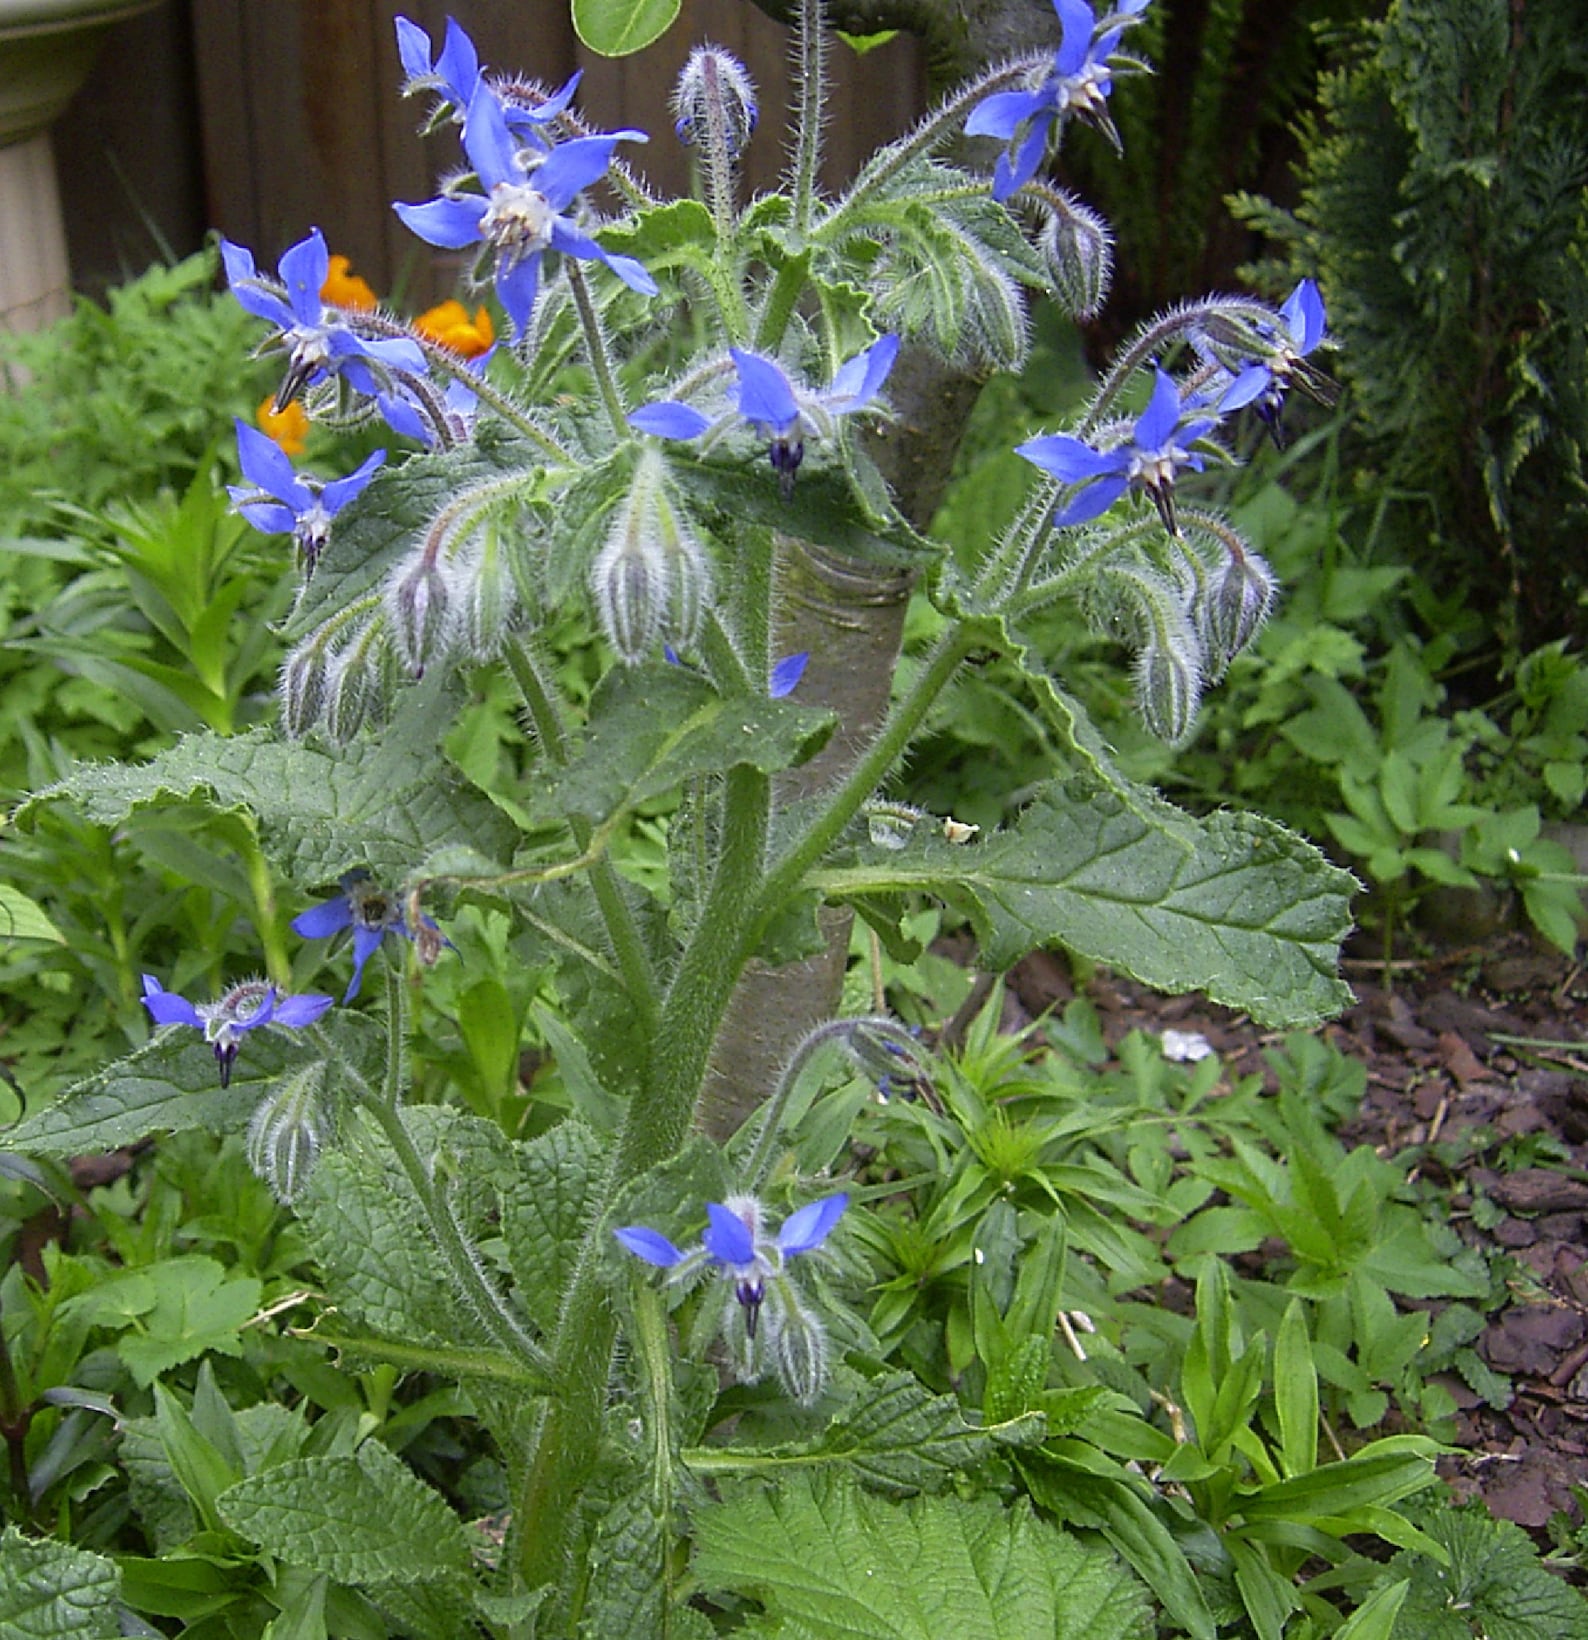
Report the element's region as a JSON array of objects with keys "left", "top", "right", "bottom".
[
  {"left": 672, "top": 45, "right": 758, "bottom": 156},
  {"left": 840, "top": 1017, "right": 930, "bottom": 1088},
  {"left": 457, "top": 519, "right": 518, "bottom": 660},
  {"left": 279, "top": 637, "right": 328, "bottom": 739},
  {"left": 387, "top": 553, "right": 454, "bottom": 678},
  {"left": 655, "top": 492, "right": 712, "bottom": 648},
  {"left": 593, "top": 451, "right": 671, "bottom": 662},
  {"left": 1204, "top": 544, "right": 1276, "bottom": 667},
  {"left": 1031, "top": 188, "right": 1113, "bottom": 320},
  {"left": 323, "top": 628, "right": 383, "bottom": 745},
  {"left": 246, "top": 1062, "right": 334, "bottom": 1204},
  {"left": 768, "top": 1287, "right": 830, "bottom": 1406},
  {"left": 1135, "top": 640, "right": 1201, "bottom": 746},
  {"left": 864, "top": 801, "right": 926, "bottom": 851}
]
